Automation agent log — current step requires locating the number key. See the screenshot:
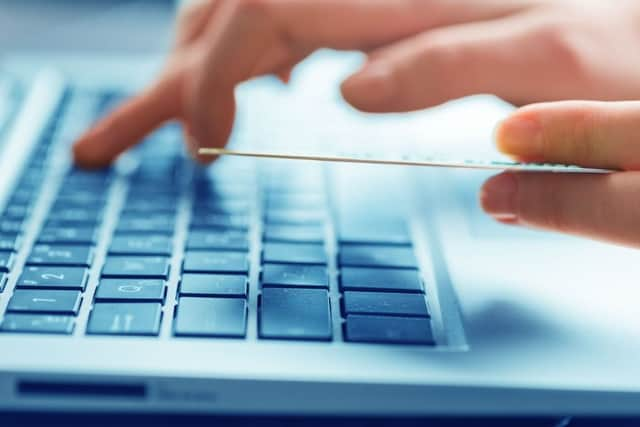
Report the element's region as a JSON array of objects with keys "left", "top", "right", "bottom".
[{"left": 17, "top": 266, "right": 89, "bottom": 290}]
